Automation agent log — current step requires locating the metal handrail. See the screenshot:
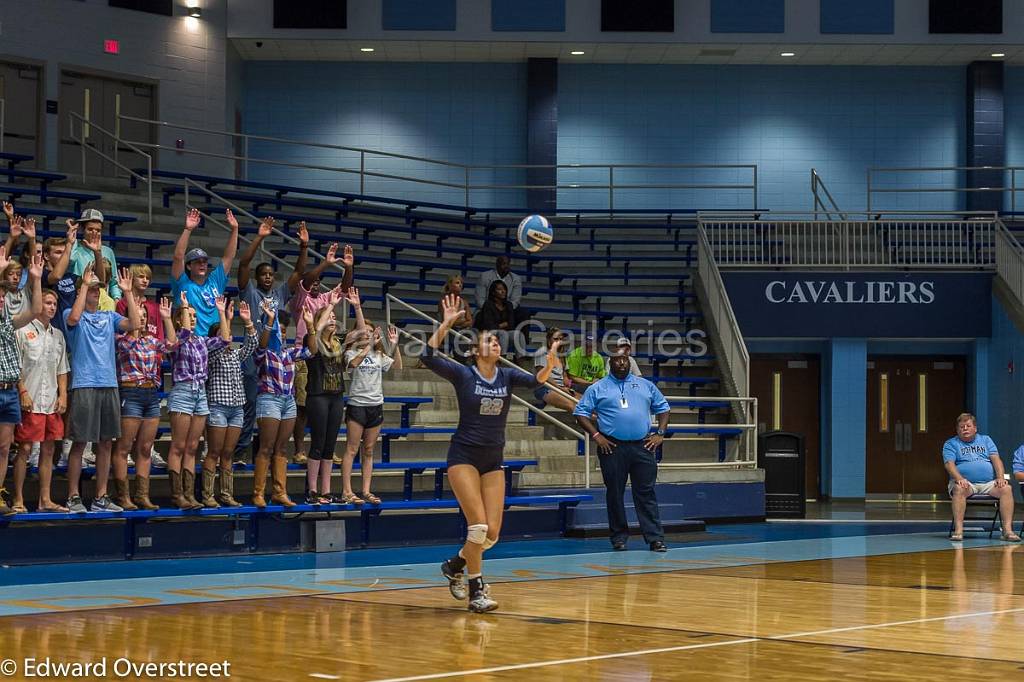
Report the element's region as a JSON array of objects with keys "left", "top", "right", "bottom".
[
  {"left": 0, "top": 98, "right": 5, "bottom": 154},
  {"left": 118, "top": 113, "right": 759, "bottom": 213},
  {"left": 383, "top": 292, "right": 592, "bottom": 488},
  {"left": 994, "top": 218, "right": 1024, "bottom": 310},
  {"left": 867, "top": 165, "right": 1024, "bottom": 214},
  {"left": 69, "top": 112, "right": 153, "bottom": 223},
  {"left": 811, "top": 168, "right": 847, "bottom": 221},
  {"left": 693, "top": 225, "right": 750, "bottom": 432},
  {"left": 181, "top": 178, "right": 351, "bottom": 328},
  {"left": 662, "top": 395, "right": 758, "bottom": 468}
]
